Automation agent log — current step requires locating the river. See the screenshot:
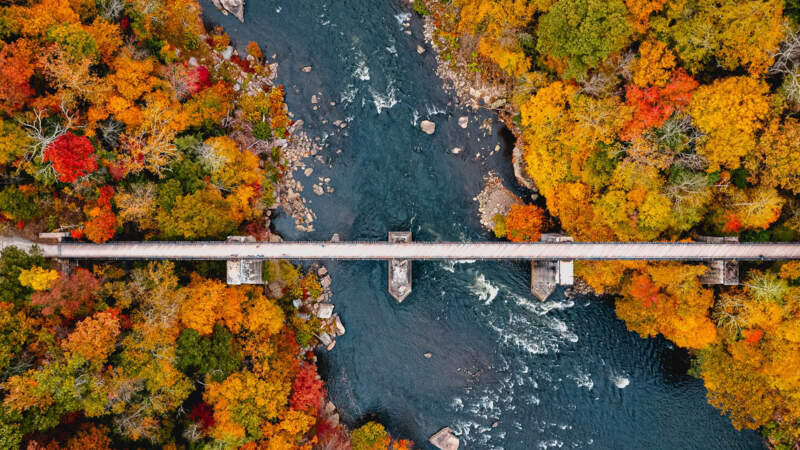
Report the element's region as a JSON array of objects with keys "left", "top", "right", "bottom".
[{"left": 200, "top": 1, "right": 764, "bottom": 448}]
